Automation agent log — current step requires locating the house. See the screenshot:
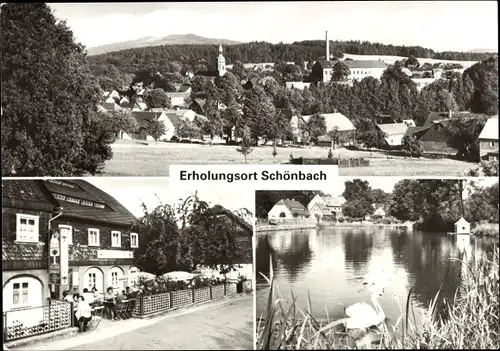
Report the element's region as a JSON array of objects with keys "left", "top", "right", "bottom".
[
  {"left": 178, "top": 84, "right": 192, "bottom": 93},
  {"left": 2, "top": 179, "right": 141, "bottom": 314},
  {"left": 406, "top": 121, "right": 455, "bottom": 155},
  {"left": 190, "top": 98, "right": 207, "bottom": 115},
  {"left": 2, "top": 180, "right": 56, "bottom": 316},
  {"left": 301, "top": 113, "right": 356, "bottom": 146},
  {"left": 478, "top": 116, "right": 498, "bottom": 161},
  {"left": 309, "top": 203, "right": 336, "bottom": 221},
  {"left": 166, "top": 92, "right": 190, "bottom": 107},
  {"left": 373, "top": 207, "right": 386, "bottom": 218},
  {"left": 132, "top": 102, "right": 148, "bottom": 111},
  {"left": 268, "top": 199, "right": 309, "bottom": 221},
  {"left": 424, "top": 111, "right": 451, "bottom": 127},
  {"left": 285, "top": 82, "right": 312, "bottom": 90},
  {"left": 130, "top": 111, "right": 177, "bottom": 141},
  {"left": 211, "top": 205, "right": 252, "bottom": 264},
  {"left": 376, "top": 123, "right": 409, "bottom": 146},
  {"left": 41, "top": 179, "right": 140, "bottom": 295},
  {"left": 311, "top": 59, "right": 387, "bottom": 83},
  {"left": 307, "top": 194, "right": 345, "bottom": 215}
]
